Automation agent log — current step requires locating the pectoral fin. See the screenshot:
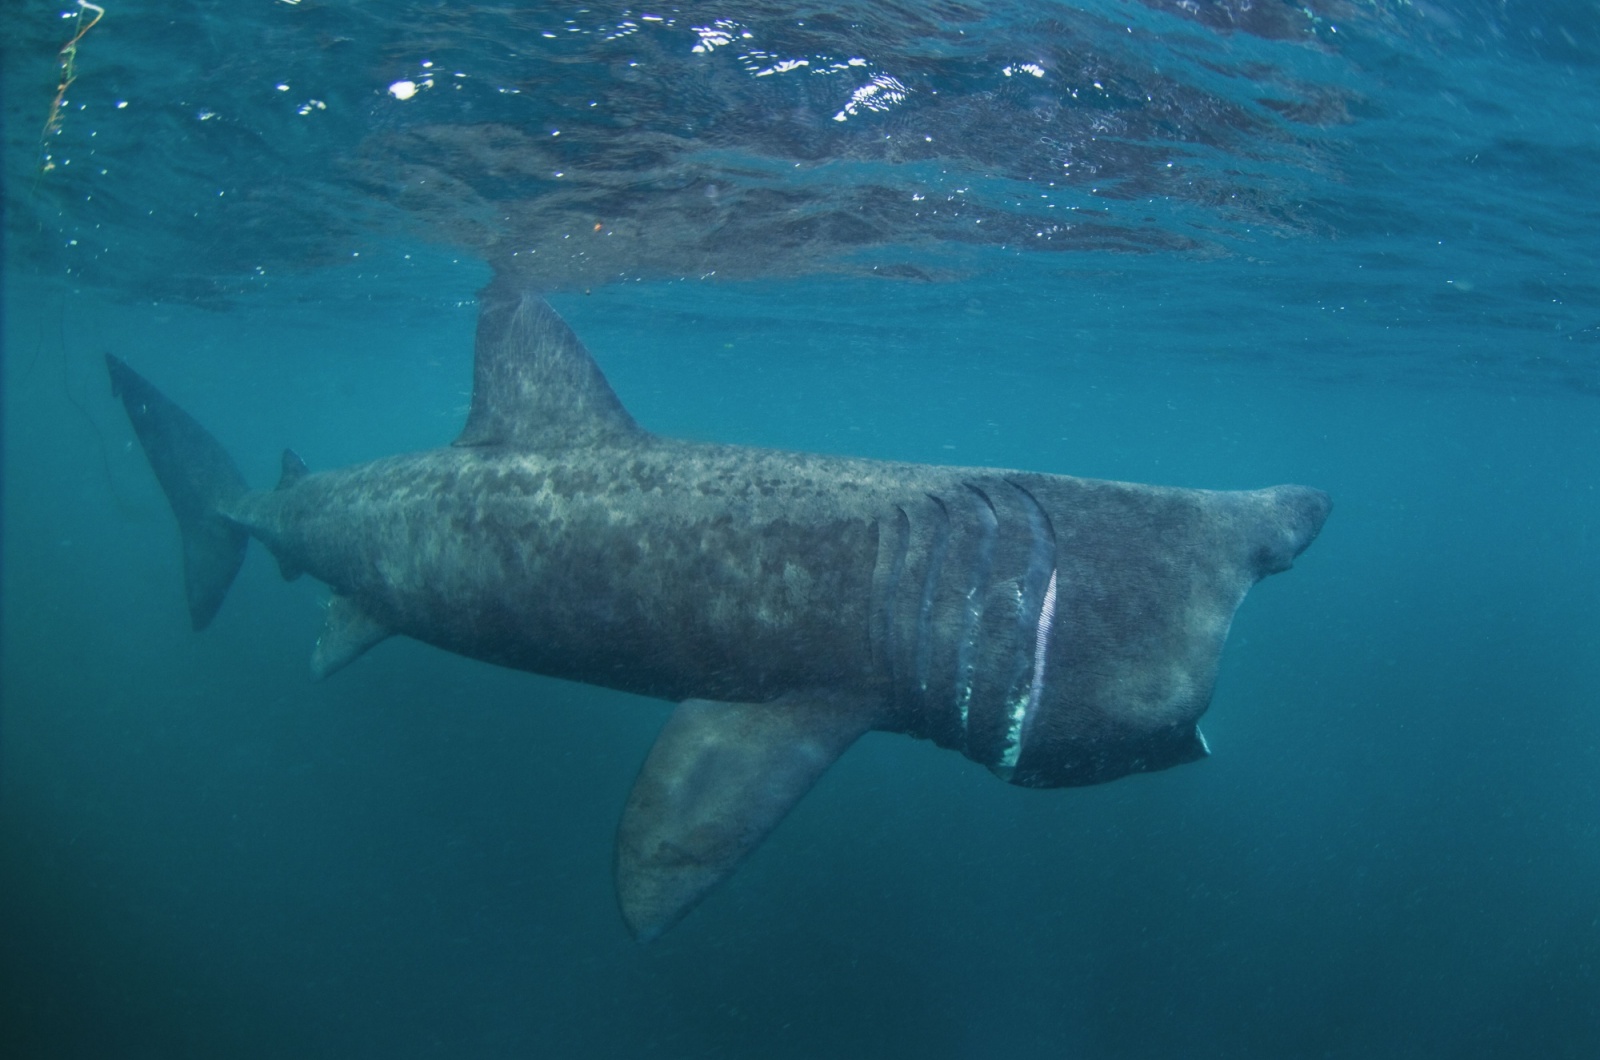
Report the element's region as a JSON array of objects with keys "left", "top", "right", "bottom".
[
  {"left": 616, "top": 695, "right": 880, "bottom": 942},
  {"left": 310, "top": 594, "right": 392, "bottom": 679}
]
